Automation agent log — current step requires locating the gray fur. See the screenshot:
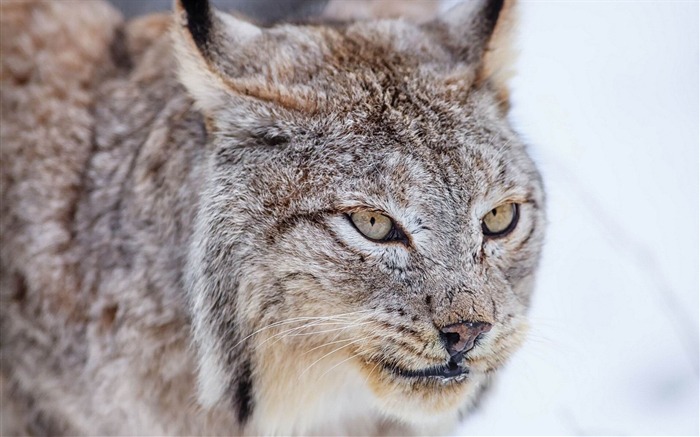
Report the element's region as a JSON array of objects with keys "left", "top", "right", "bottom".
[{"left": 0, "top": 0, "right": 544, "bottom": 434}]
